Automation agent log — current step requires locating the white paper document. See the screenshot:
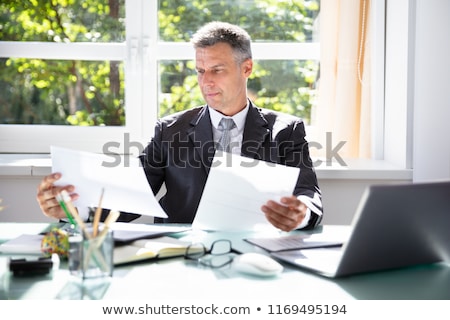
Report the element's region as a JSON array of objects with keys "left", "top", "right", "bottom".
[
  {"left": 0, "top": 234, "right": 44, "bottom": 254},
  {"left": 193, "top": 152, "right": 300, "bottom": 232},
  {"left": 51, "top": 146, "right": 167, "bottom": 218}
]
